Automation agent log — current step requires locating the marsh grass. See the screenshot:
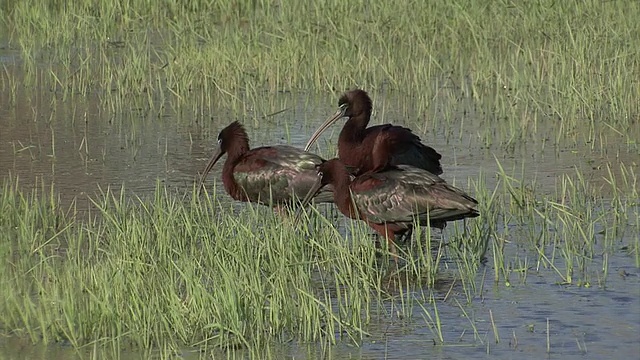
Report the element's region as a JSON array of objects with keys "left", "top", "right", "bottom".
[
  {"left": 0, "top": 178, "right": 424, "bottom": 354},
  {"left": 488, "top": 159, "right": 638, "bottom": 288},
  {"left": 1, "top": 0, "right": 640, "bottom": 355},
  {"left": 1, "top": 152, "right": 638, "bottom": 354},
  {"left": 2, "top": 0, "right": 638, "bottom": 150}
]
